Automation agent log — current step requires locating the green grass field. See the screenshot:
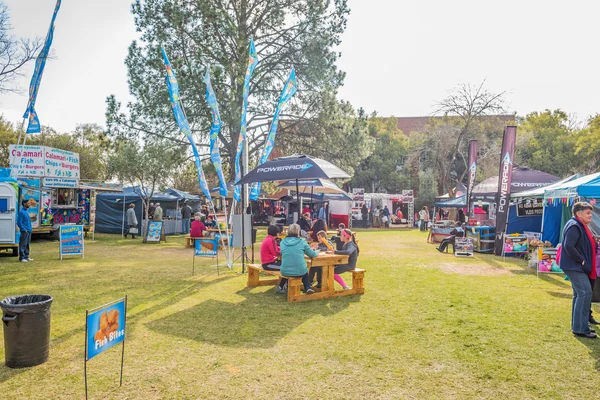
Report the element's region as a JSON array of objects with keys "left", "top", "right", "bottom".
[{"left": 0, "top": 228, "right": 599, "bottom": 399}]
